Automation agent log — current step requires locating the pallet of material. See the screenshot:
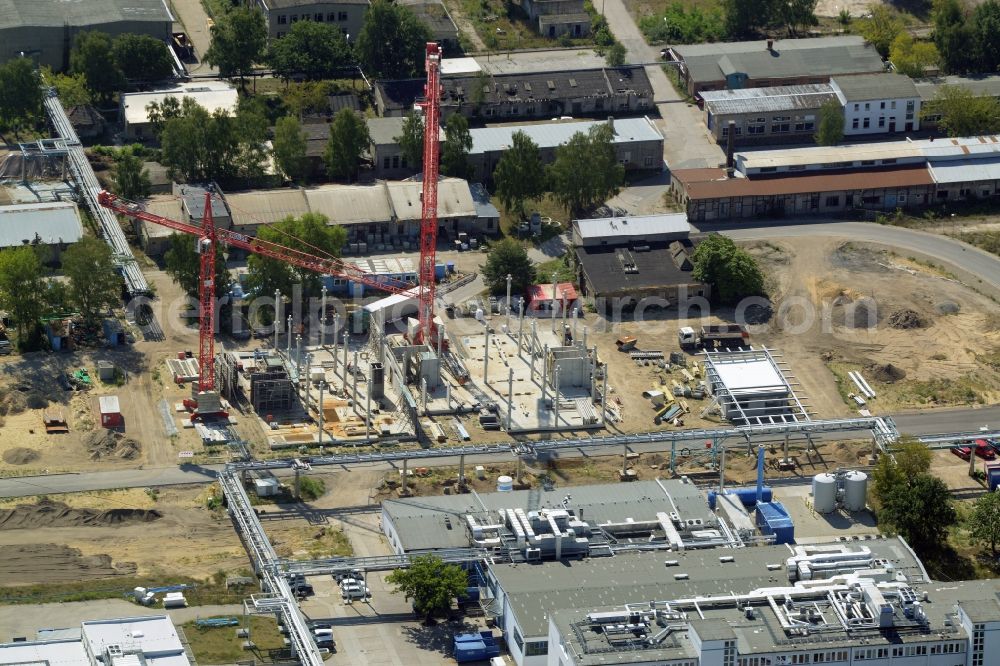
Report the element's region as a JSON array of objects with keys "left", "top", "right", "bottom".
[{"left": 43, "top": 408, "right": 69, "bottom": 433}]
